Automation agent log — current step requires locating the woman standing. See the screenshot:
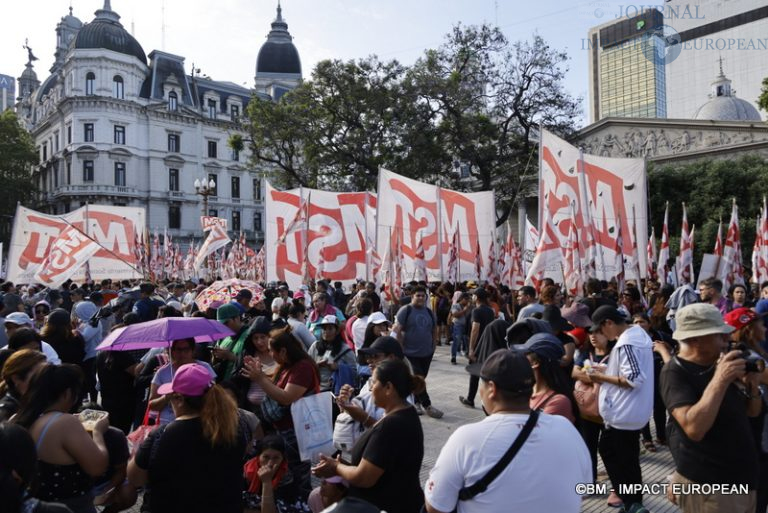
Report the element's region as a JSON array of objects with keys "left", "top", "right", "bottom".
[
  {"left": 40, "top": 309, "right": 85, "bottom": 366},
  {"left": 312, "top": 358, "right": 424, "bottom": 513},
  {"left": 308, "top": 316, "right": 357, "bottom": 394},
  {"left": 128, "top": 363, "right": 244, "bottom": 513},
  {"left": 13, "top": 364, "right": 109, "bottom": 513},
  {"left": 243, "top": 330, "right": 320, "bottom": 499},
  {"left": 0, "top": 349, "right": 47, "bottom": 422}
]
